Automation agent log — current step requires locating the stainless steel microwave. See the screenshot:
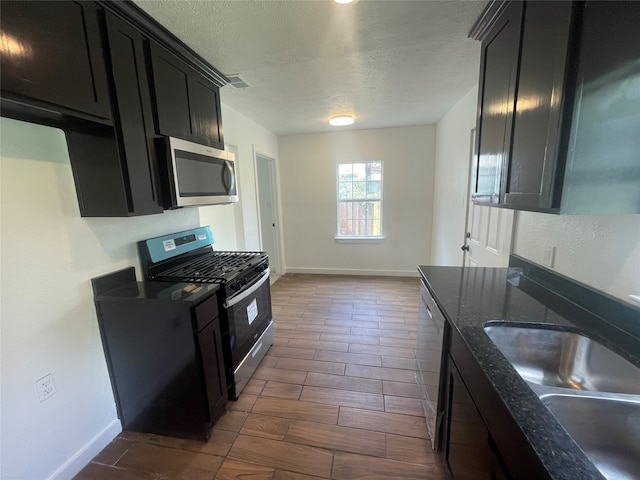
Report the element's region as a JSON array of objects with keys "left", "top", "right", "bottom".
[{"left": 159, "top": 137, "right": 238, "bottom": 208}]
